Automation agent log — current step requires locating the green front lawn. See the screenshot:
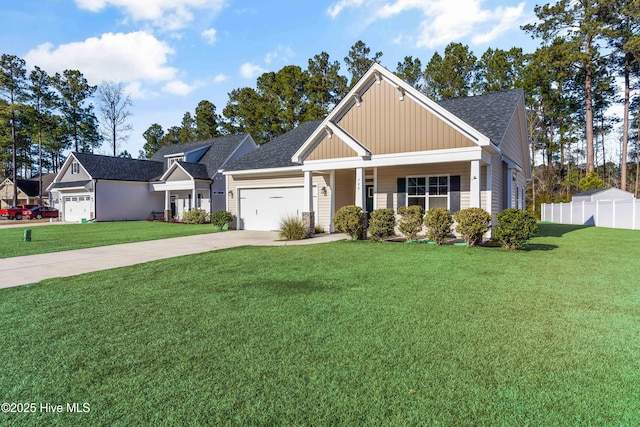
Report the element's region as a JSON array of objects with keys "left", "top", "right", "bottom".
[
  {"left": 0, "top": 221, "right": 218, "bottom": 258},
  {"left": 1, "top": 224, "right": 639, "bottom": 425}
]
